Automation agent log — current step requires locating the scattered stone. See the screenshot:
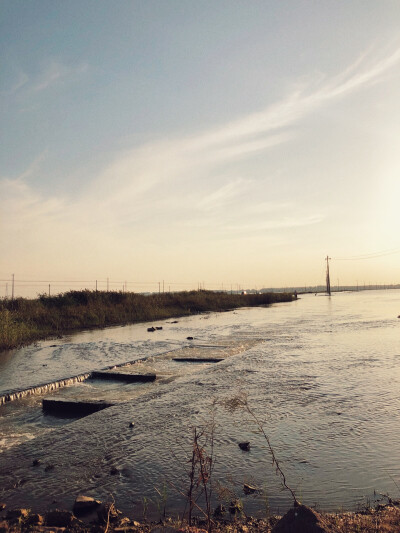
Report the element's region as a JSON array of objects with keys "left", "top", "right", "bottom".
[
  {"left": 213, "top": 504, "right": 226, "bottom": 517},
  {"left": 45, "top": 509, "right": 75, "bottom": 527},
  {"left": 110, "top": 466, "right": 119, "bottom": 475},
  {"left": 187, "top": 336, "right": 194, "bottom": 340},
  {"left": 73, "top": 495, "right": 101, "bottom": 515},
  {"left": 6, "top": 508, "right": 30, "bottom": 521},
  {"left": 129, "top": 421, "right": 135, "bottom": 427},
  {"left": 147, "top": 327, "right": 156, "bottom": 332},
  {"left": 26, "top": 513, "right": 44, "bottom": 526},
  {"left": 156, "top": 326, "right": 163, "bottom": 330},
  {"left": 0, "top": 504, "right": 5, "bottom": 512},
  {"left": 272, "top": 504, "right": 330, "bottom": 533},
  {"left": 243, "top": 483, "right": 258, "bottom": 494},
  {"left": 239, "top": 441, "right": 250, "bottom": 451},
  {"left": 32, "top": 458, "right": 41, "bottom": 467},
  {"left": 44, "top": 464, "right": 55, "bottom": 472}
]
